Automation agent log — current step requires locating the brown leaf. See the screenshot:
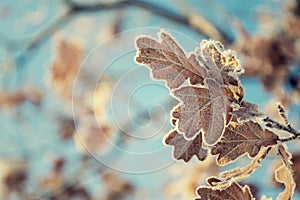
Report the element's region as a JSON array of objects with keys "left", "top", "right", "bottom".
[
  {"left": 210, "top": 147, "right": 270, "bottom": 189},
  {"left": 38, "top": 169, "right": 64, "bottom": 192},
  {"left": 171, "top": 79, "right": 229, "bottom": 144},
  {"left": 195, "top": 177, "right": 254, "bottom": 200},
  {"left": 0, "top": 87, "right": 43, "bottom": 109},
  {"left": 58, "top": 117, "right": 76, "bottom": 140},
  {"left": 100, "top": 170, "right": 134, "bottom": 200},
  {"left": 235, "top": 36, "right": 295, "bottom": 91},
  {"left": 48, "top": 184, "right": 91, "bottom": 200},
  {"left": 164, "top": 130, "right": 207, "bottom": 162},
  {"left": 196, "top": 39, "right": 245, "bottom": 106},
  {"left": 287, "top": 16, "right": 300, "bottom": 37},
  {"left": 0, "top": 91, "right": 26, "bottom": 108},
  {"left": 49, "top": 37, "right": 83, "bottom": 98},
  {"left": 197, "top": 39, "right": 245, "bottom": 109},
  {"left": 38, "top": 157, "right": 66, "bottom": 192},
  {"left": 74, "top": 123, "right": 113, "bottom": 154},
  {"left": 135, "top": 31, "right": 208, "bottom": 89},
  {"left": 196, "top": 39, "right": 243, "bottom": 85},
  {"left": 211, "top": 121, "right": 278, "bottom": 165},
  {"left": 275, "top": 144, "right": 295, "bottom": 200},
  {"left": 244, "top": 183, "right": 260, "bottom": 200},
  {"left": 51, "top": 38, "right": 82, "bottom": 82},
  {"left": 291, "top": 152, "right": 300, "bottom": 193},
  {"left": 0, "top": 160, "right": 27, "bottom": 198},
  {"left": 277, "top": 144, "right": 293, "bottom": 166}
]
